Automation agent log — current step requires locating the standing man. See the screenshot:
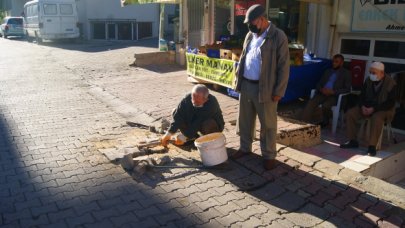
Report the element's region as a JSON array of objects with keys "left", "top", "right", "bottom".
[
  {"left": 301, "top": 54, "right": 351, "bottom": 127},
  {"left": 232, "top": 4, "right": 290, "bottom": 170},
  {"left": 340, "top": 62, "right": 396, "bottom": 156}
]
